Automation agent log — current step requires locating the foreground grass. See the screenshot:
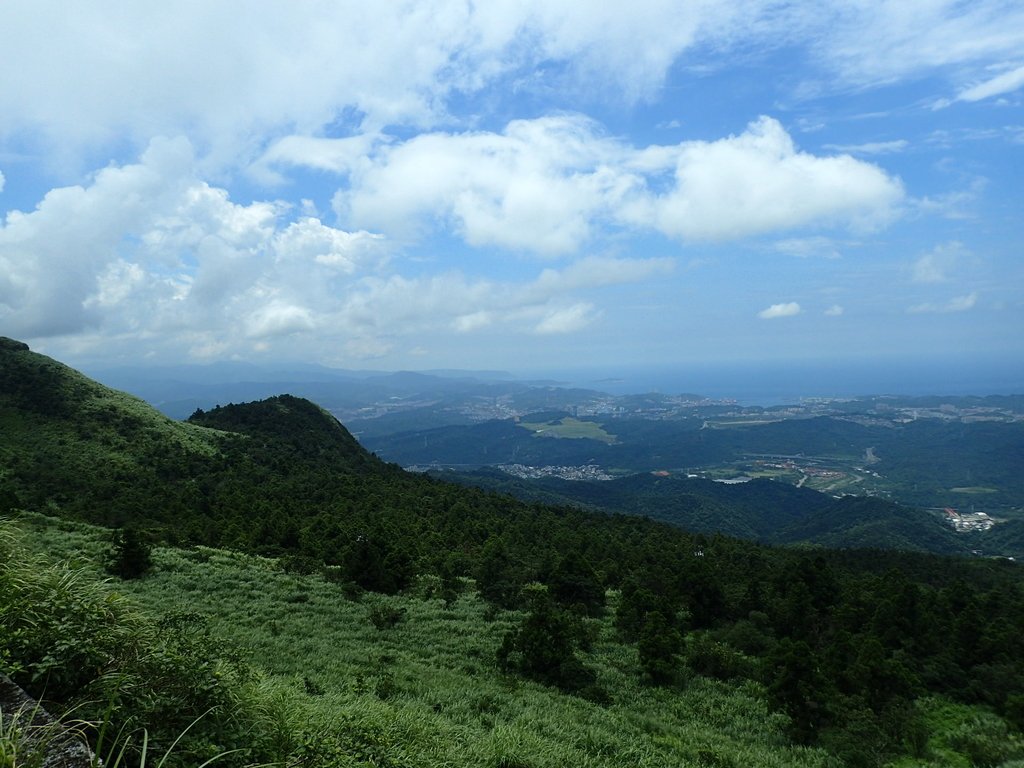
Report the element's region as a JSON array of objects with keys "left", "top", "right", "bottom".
[
  {"left": 14, "top": 513, "right": 1022, "bottom": 768},
  {"left": 17, "top": 514, "right": 832, "bottom": 767}
]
